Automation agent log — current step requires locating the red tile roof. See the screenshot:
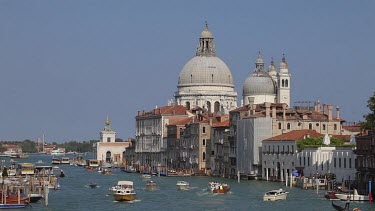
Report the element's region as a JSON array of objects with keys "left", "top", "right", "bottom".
[
  {"left": 264, "top": 130, "right": 323, "bottom": 141},
  {"left": 138, "top": 105, "right": 187, "bottom": 116},
  {"left": 342, "top": 126, "right": 361, "bottom": 133},
  {"left": 169, "top": 117, "right": 192, "bottom": 126},
  {"left": 212, "top": 120, "right": 230, "bottom": 128}
]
